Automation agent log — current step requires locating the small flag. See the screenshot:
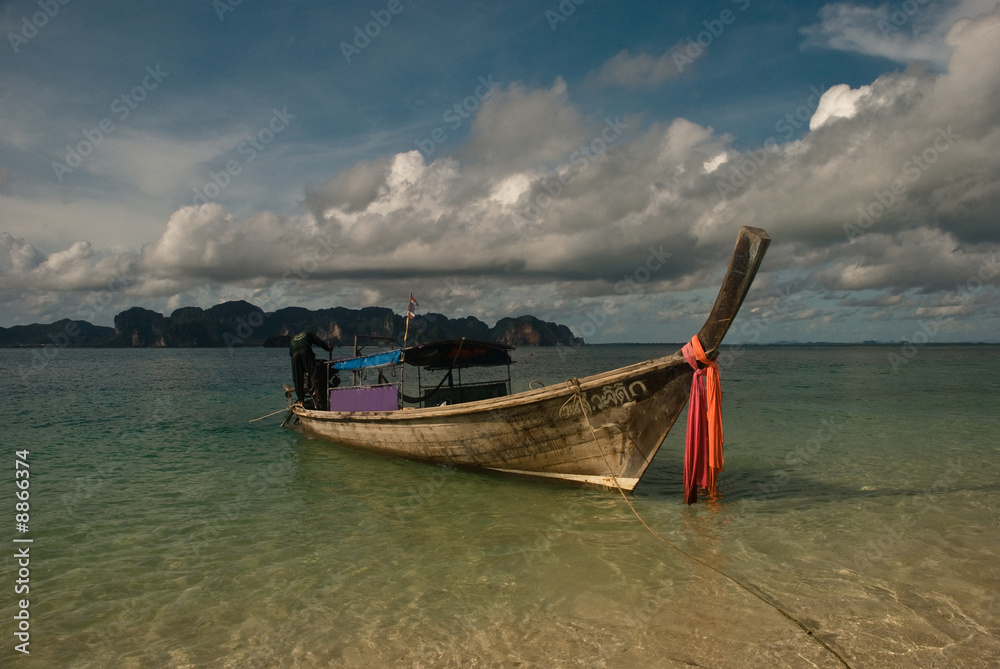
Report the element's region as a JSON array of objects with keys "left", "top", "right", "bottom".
[{"left": 407, "top": 294, "right": 418, "bottom": 319}]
